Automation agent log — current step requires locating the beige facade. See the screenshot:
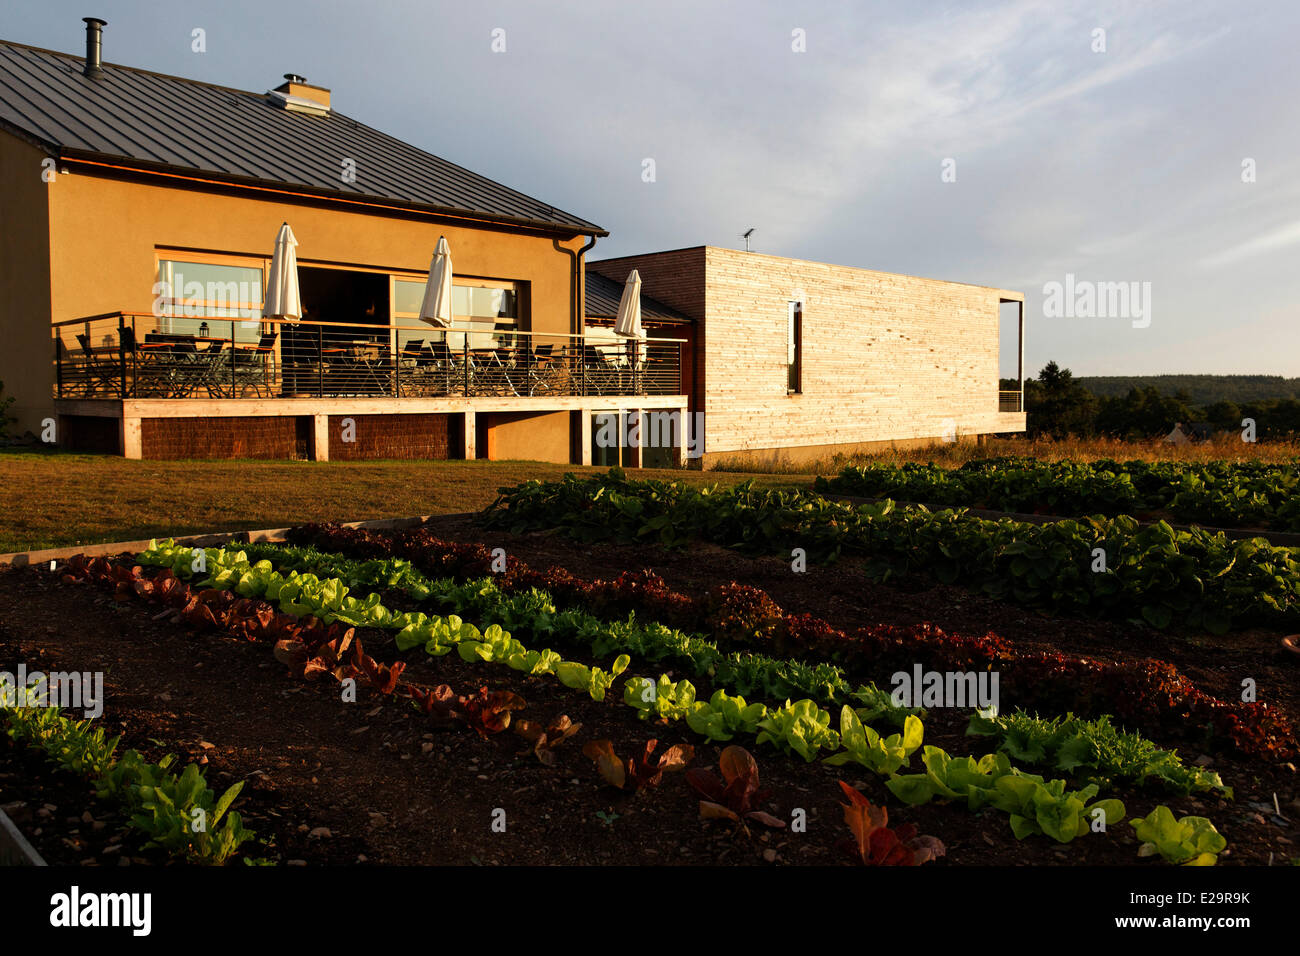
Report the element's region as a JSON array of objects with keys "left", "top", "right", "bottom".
[
  {"left": 591, "top": 246, "right": 1025, "bottom": 466},
  {"left": 0, "top": 138, "right": 633, "bottom": 460},
  {"left": 0, "top": 133, "right": 54, "bottom": 434}
]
